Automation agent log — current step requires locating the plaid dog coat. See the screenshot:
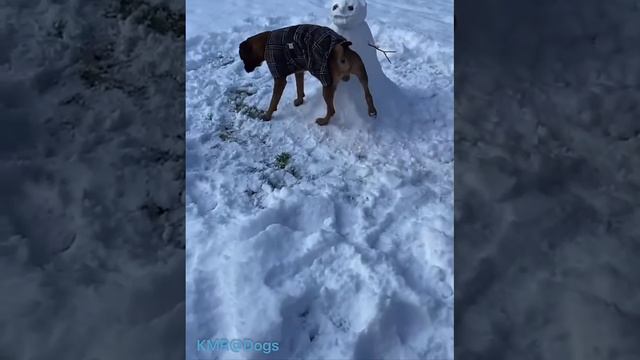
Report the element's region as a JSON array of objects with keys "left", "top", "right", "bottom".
[{"left": 265, "top": 25, "right": 348, "bottom": 87}]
